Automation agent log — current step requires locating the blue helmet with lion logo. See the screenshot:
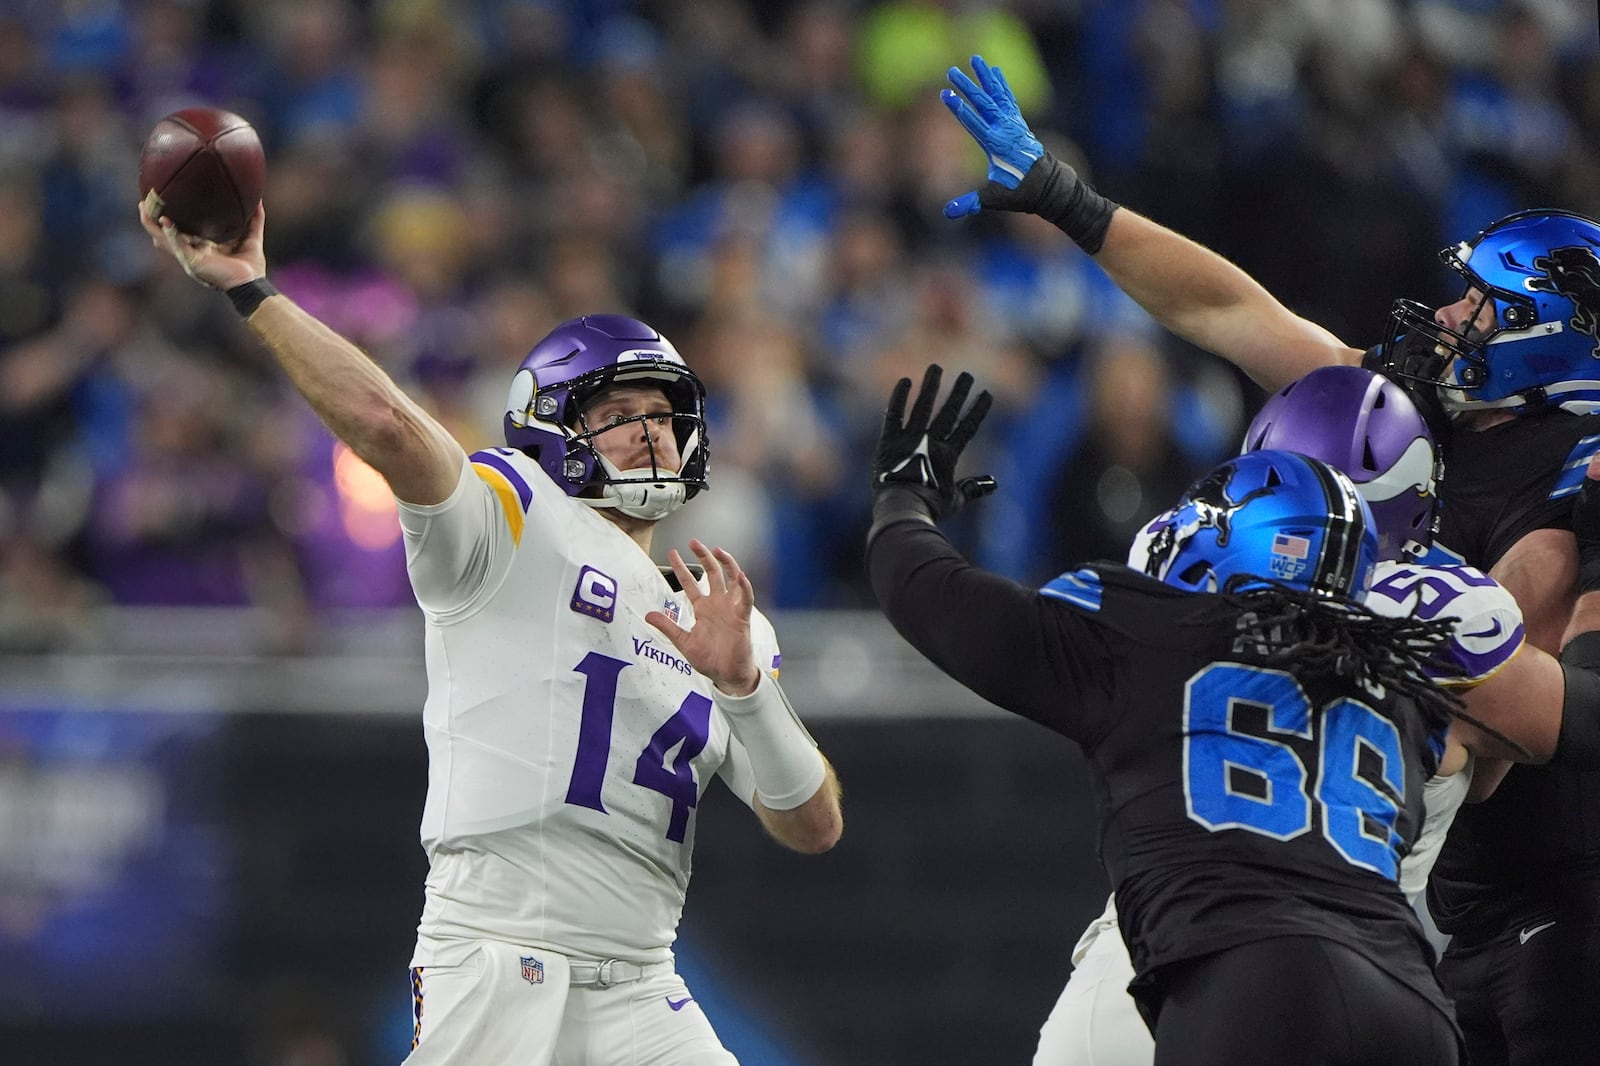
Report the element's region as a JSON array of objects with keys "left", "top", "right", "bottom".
[
  {"left": 1128, "top": 450, "right": 1379, "bottom": 599},
  {"left": 1381, "top": 209, "right": 1600, "bottom": 416}
]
